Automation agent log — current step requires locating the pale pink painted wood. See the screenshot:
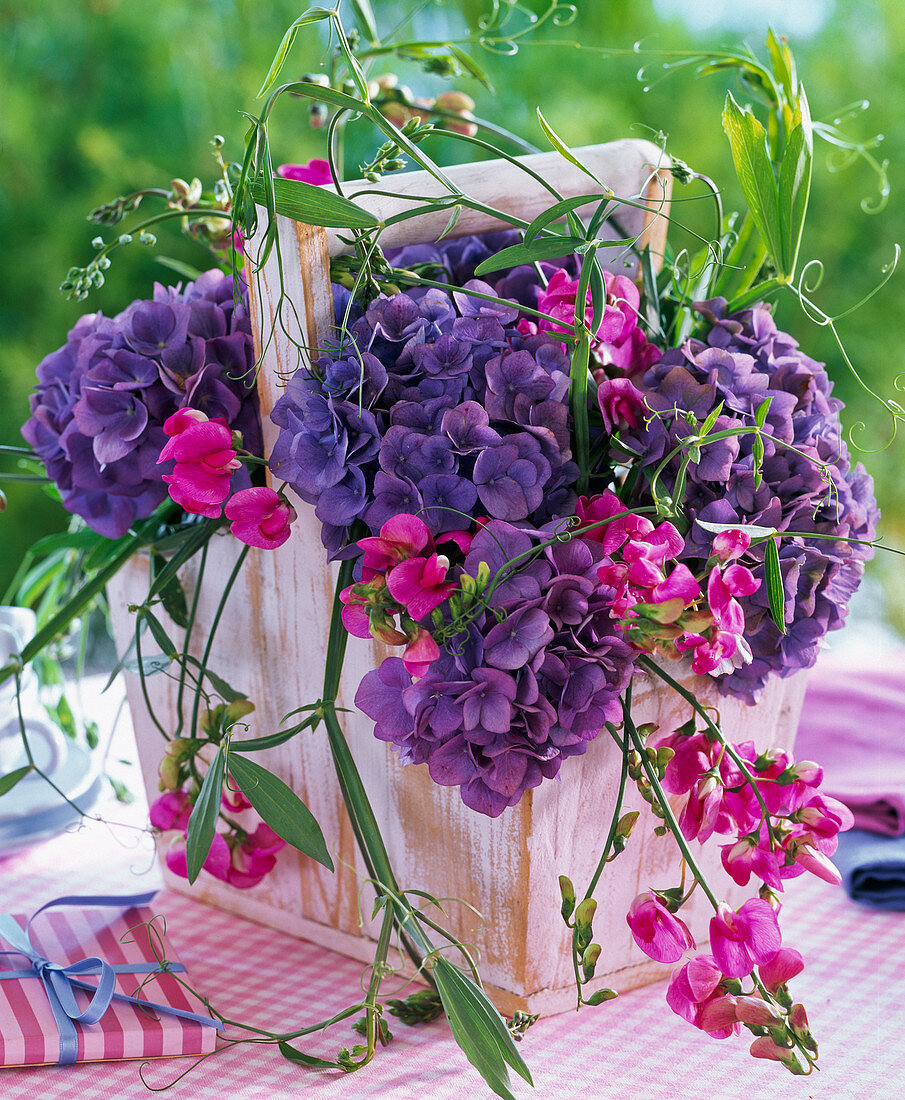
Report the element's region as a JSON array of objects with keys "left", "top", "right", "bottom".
[{"left": 107, "top": 142, "right": 807, "bottom": 1015}]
